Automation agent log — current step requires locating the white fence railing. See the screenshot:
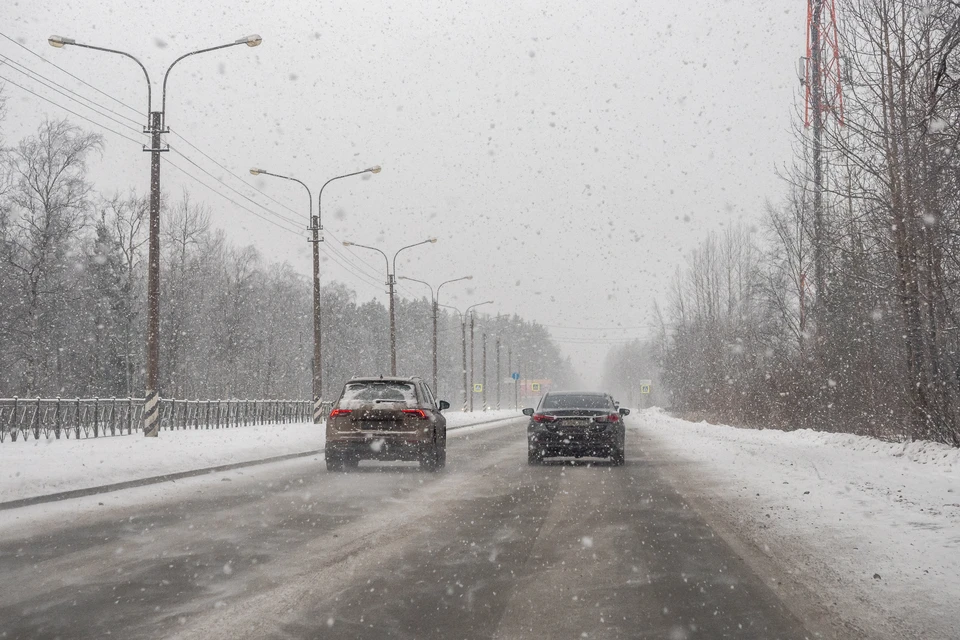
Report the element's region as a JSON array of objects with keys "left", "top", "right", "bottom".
[{"left": 0, "top": 397, "right": 327, "bottom": 443}]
